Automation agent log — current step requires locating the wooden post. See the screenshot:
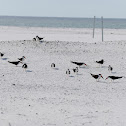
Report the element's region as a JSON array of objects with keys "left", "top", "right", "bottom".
[
  {"left": 93, "top": 16, "right": 95, "bottom": 38},
  {"left": 101, "top": 16, "right": 104, "bottom": 42}
]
